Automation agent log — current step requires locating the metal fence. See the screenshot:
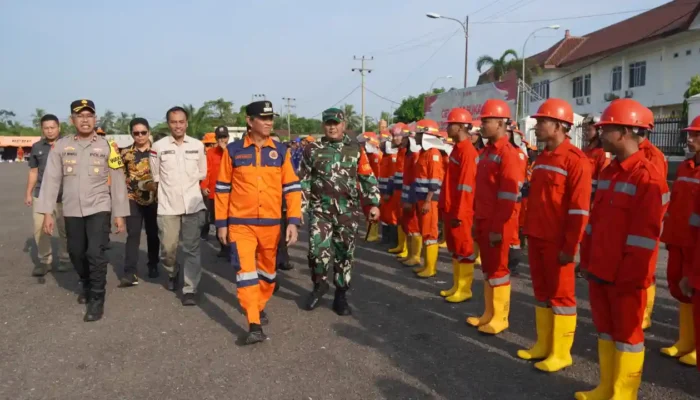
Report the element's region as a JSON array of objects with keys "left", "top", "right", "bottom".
[{"left": 540, "top": 116, "right": 687, "bottom": 156}]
